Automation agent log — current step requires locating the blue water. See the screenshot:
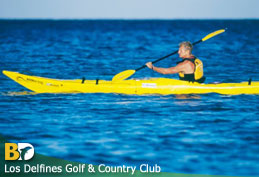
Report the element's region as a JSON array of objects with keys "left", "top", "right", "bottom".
[{"left": 0, "top": 20, "right": 258, "bottom": 176}]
